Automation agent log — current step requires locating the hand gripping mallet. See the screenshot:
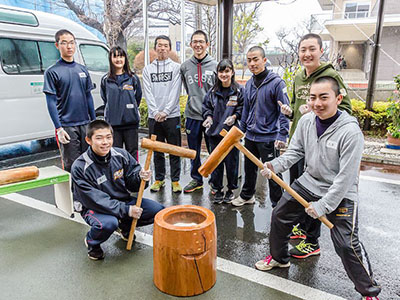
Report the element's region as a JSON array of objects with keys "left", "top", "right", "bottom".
[{"left": 126, "top": 135, "right": 197, "bottom": 250}]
